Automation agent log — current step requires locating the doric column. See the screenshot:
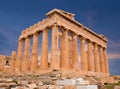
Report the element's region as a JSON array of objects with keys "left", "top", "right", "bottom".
[
  {"left": 22, "top": 37, "right": 30, "bottom": 72},
  {"left": 60, "top": 29, "right": 69, "bottom": 69},
  {"left": 103, "top": 48, "right": 109, "bottom": 74},
  {"left": 10, "top": 51, "right": 16, "bottom": 72},
  {"left": 69, "top": 38, "right": 73, "bottom": 68},
  {"left": 30, "top": 33, "right": 39, "bottom": 71},
  {"left": 80, "top": 37, "right": 88, "bottom": 72},
  {"left": 40, "top": 29, "right": 48, "bottom": 69},
  {"left": 15, "top": 39, "right": 24, "bottom": 72},
  {"left": 94, "top": 43, "right": 100, "bottom": 72},
  {"left": 99, "top": 46, "right": 105, "bottom": 73},
  {"left": 72, "top": 35, "right": 79, "bottom": 69},
  {"left": 51, "top": 24, "right": 60, "bottom": 70},
  {"left": 88, "top": 40, "right": 94, "bottom": 72}
]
